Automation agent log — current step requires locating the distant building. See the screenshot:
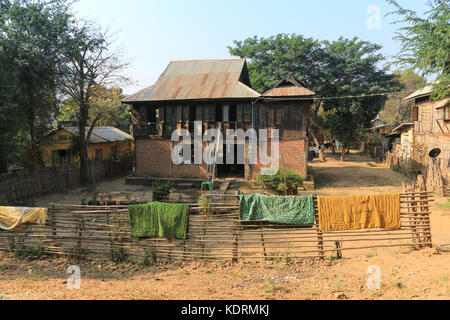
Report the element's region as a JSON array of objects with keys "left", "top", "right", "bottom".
[
  {"left": 41, "top": 126, "right": 134, "bottom": 167},
  {"left": 390, "top": 123, "right": 414, "bottom": 160},
  {"left": 122, "top": 59, "right": 314, "bottom": 180}
]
